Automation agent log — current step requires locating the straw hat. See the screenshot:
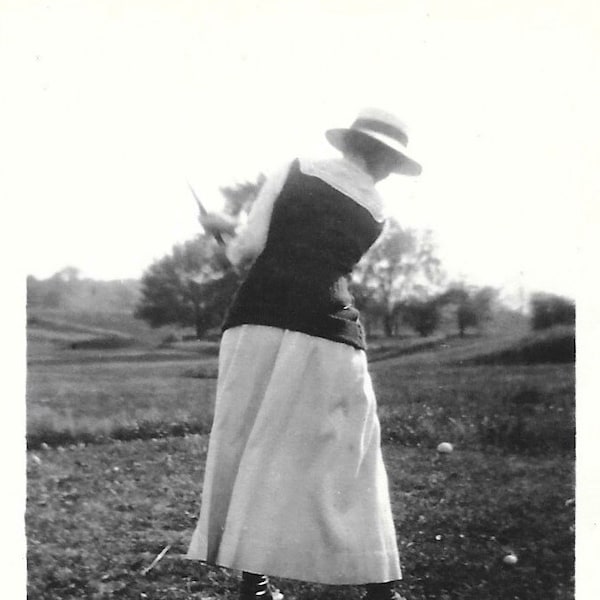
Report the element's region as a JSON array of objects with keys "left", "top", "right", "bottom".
[{"left": 326, "top": 107, "right": 422, "bottom": 176}]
